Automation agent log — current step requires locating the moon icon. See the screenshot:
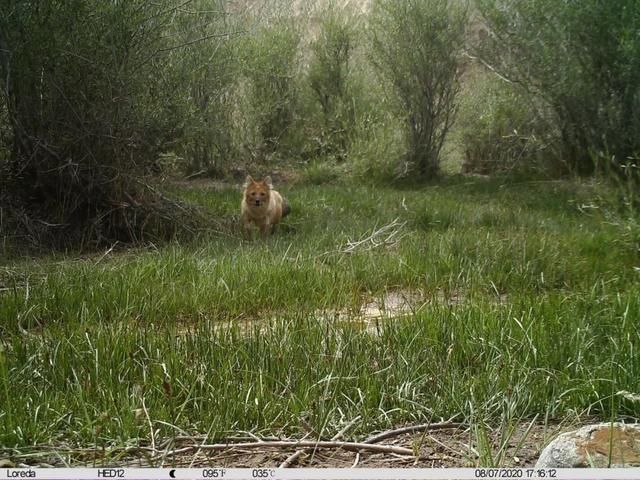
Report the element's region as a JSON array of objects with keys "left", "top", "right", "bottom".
[{"left": 169, "top": 469, "right": 176, "bottom": 478}]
